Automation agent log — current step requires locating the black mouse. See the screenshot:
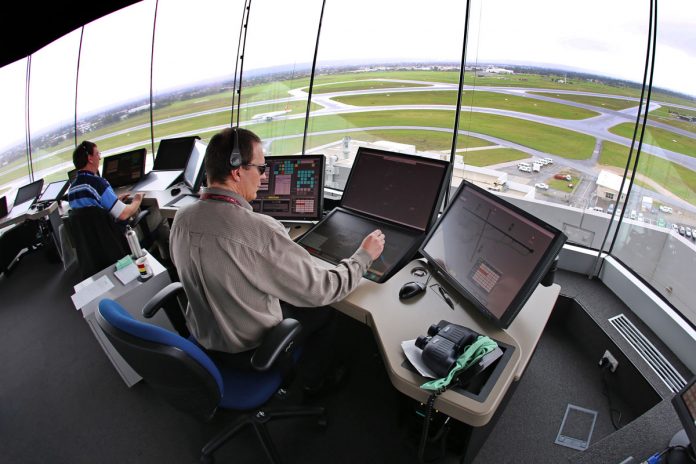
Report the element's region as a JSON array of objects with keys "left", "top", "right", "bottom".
[
  {"left": 399, "top": 281, "right": 426, "bottom": 300},
  {"left": 171, "top": 187, "right": 181, "bottom": 196}
]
